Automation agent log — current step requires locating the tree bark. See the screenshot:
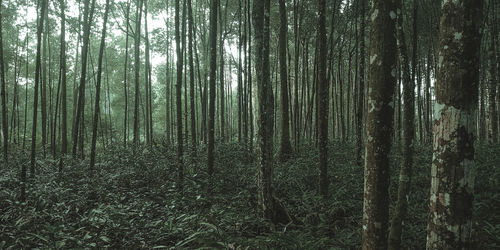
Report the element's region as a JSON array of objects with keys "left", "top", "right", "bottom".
[
  {"left": 89, "top": 0, "right": 110, "bottom": 170},
  {"left": 388, "top": 0, "right": 415, "bottom": 248},
  {"left": 426, "top": 0, "right": 482, "bottom": 248},
  {"left": 207, "top": 0, "right": 218, "bottom": 176},
  {"left": 317, "top": 0, "right": 328, "bottom": 199},
  {"left": 253, "top": 0, "right": 274, "bottom": 222},
  {"left": 0, "top": 0, "right": 8, "bottom": 162},
  {"left": 361, "top": 0, "right": 397, "bottom": 249},
  {"left": 133, "top": 0, "right": 143, "bottom": 145},
  {"left": 278, "top": 0, "right": 292, "bottom": 161}
]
